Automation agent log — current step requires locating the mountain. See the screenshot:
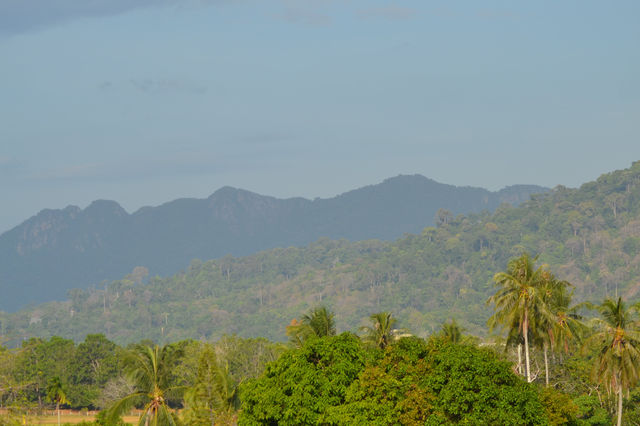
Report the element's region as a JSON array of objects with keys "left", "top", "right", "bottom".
[
  {"left": 0, "top": 175, "right": 547, "bottom": 311},
  {"left": 3, "top": 162, "right": 640, "bottom": 344}
]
